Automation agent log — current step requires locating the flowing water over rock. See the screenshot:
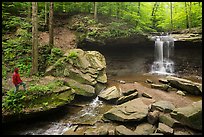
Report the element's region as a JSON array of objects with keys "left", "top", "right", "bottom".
[{"left": 151, "top": 35, "right": 175, "bottom": 75}]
